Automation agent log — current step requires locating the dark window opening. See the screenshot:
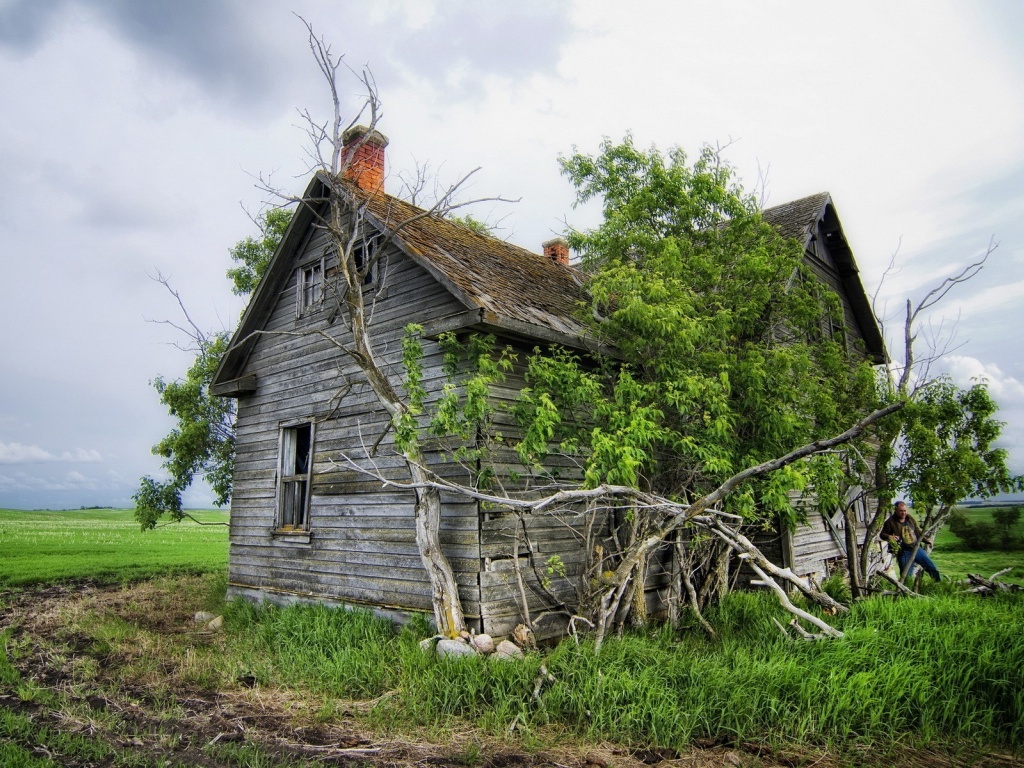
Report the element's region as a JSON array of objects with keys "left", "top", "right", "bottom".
[
  {"left": 354, "top": 238, "right": 377, "bottom": 287},
  {"left": 278, "top": 423, "right": 313, "bottom": 530}
]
